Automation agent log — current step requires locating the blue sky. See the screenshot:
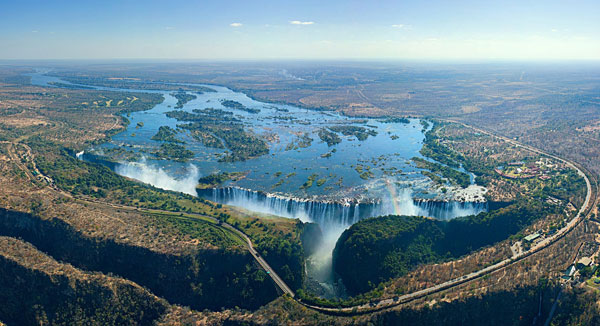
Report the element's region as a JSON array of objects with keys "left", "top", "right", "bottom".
[{"left": 1, "top": 0, "right": 599, "bottom": 60}]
